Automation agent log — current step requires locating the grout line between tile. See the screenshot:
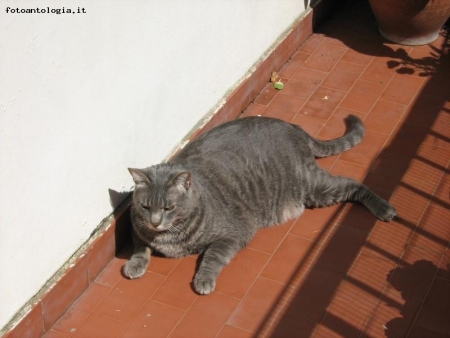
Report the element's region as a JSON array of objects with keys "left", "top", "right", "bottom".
[
  {"left": 215, "top": 324, "right": 255, "bottom": 338},
  {"left": 306, "top": 52, "right": 412, "bottom": 332},
  {"left": 308, "top": 44, "right": 372, "bottom": 138},
  {"left": 402, "top": 167, "right": 449, "bottom": 255},
  {"left": 216, "top": 219, "right": 299, "bottom": 337},
  {"left": 50, "top": 281, "right": 114, "bottom": 337},
  {"left": 261, "top": 211, "right": 351, "bottom": 335},
  {"left": 165, "top": 293, "right": 200, "bottom": 338},
  {"left": 85, "top": 271, "right": 168, "bottom": 338}
]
